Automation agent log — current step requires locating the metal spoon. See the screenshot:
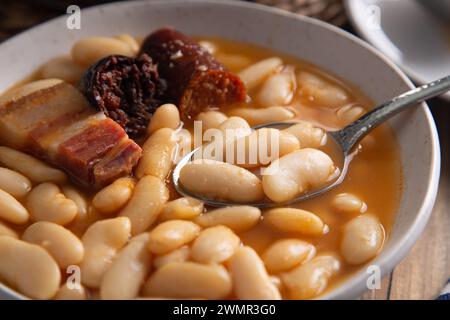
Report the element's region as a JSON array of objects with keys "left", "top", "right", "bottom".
[{"left": 173, "top": 75, "right": 450, "bottom": 208}]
